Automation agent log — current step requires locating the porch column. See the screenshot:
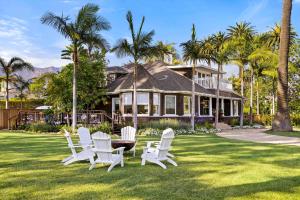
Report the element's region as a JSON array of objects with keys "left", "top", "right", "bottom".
[
  {"left": 230, "top": 99, "right": 233, "bottom": 116},
  {"left": 209, "top": 97, "right": 212, "bottom": 116},
  {"left": 221, "top": 98, "right": 224, "bottom": 116}
]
